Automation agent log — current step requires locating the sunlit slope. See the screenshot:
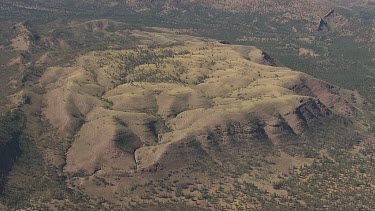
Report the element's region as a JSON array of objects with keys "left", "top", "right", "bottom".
[{"left": 35, "top": 25, "right": 369, "bottom": 206}]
